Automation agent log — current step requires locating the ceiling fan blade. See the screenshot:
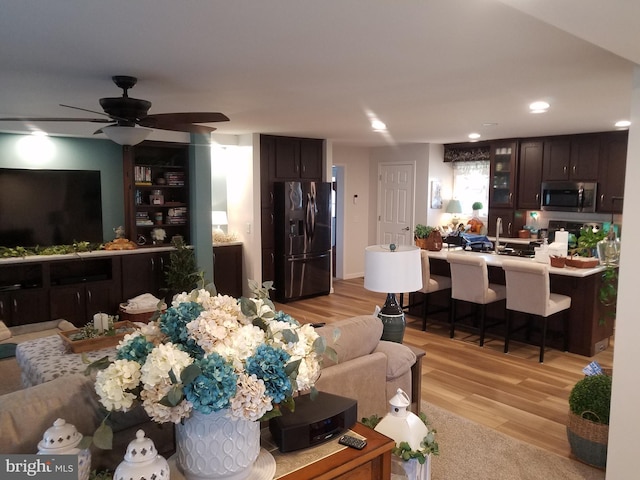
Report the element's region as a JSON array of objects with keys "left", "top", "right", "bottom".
[
  {"left": 60, "top": 104, "right": 111, "bottom": 117},
  {"left": 141, "top": 112, "right": 230, "bottom": 124},
  {"left": 93, "top": 124, "right": 118, "bottom": 135},
  {"left": 0, "top": 116, "right": 111, "bottom": 123},
  {"left": 144, "top": 122, "right": 217, "bottom": 134}
]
